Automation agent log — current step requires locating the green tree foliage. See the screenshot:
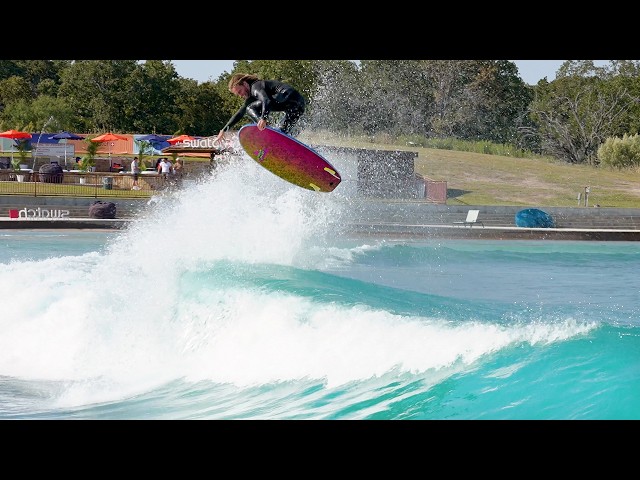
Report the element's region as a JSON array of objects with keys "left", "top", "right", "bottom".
[
  {"left": 58, "top": 60, "right": 138, "bottom": 132},
  {"left": 11, "top": 139, "right": 30, "bottom": 170},
  {"left": 1, "top": 95, "right": 75, "bottom": 132},
  {"left": 348, "top": 60, "right": 533, "bottom": 143},
  {"left": 245, "top": 59, "right": 317, "bottom": 100},
  {"left": 358, "top": 60, "right": 429, "bottom": 136},
  {"left": 80, "top": 137, "right": 100, "bottom": 171},
  {"left": 525, "top": 74, "right": 640, "bottom": 164},
  {"left": 602, "top": 68, "right": 640, "bottom": 136},
  {"left": 124, "top": 60, "right": 181, "bottom": 133},
  {"left": 306, "top": 60, "right": 362, "bottom": 133},
  {"left": 598, "top": 134, "right": 640, "bottom": 168},
  {"left": 0, "top": 60, "right": 22, "bottom": 81},
  {"left": 0, "top": 76, "right": 32, "bottom": 112},
  {"left": 11, "top": 60, "right": 70, "bottom": 96},
  {"left": 467, "top": 60, "right": 533, "bottom": 145},
  {"left": 174, "top": 79, "right": 228, "bottom": 136},
  {"left": 135, "top": 140, "right": 154, "bottom": 170},
  {"left": 556, "top": 60, "right": 609, "bottom": 80}
]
